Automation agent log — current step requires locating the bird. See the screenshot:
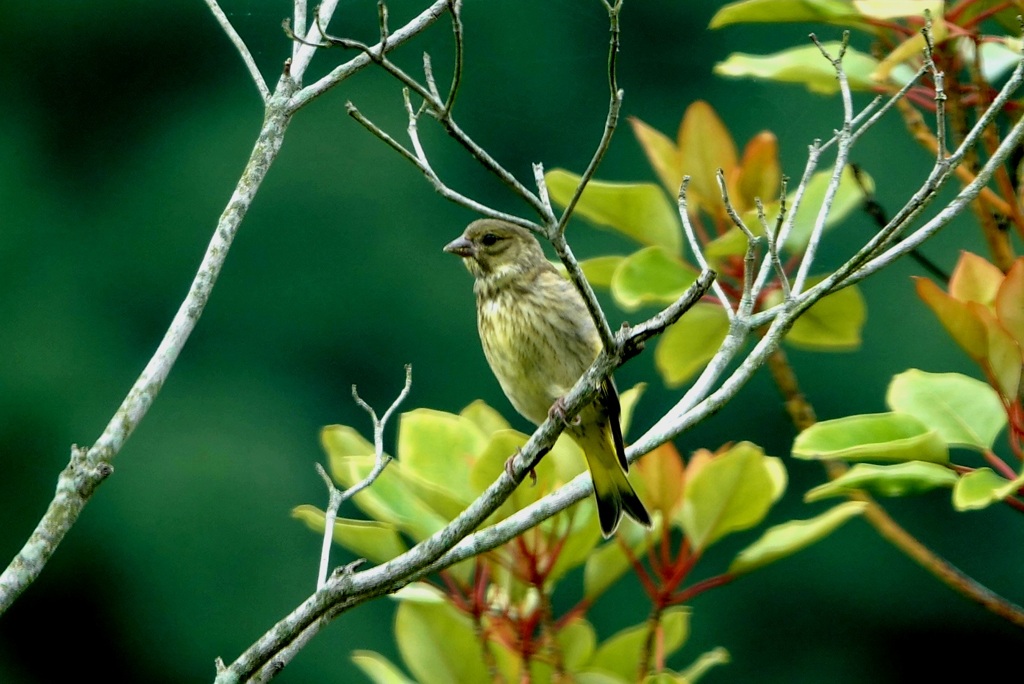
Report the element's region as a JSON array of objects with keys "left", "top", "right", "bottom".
[{"left": 443, "top": 218, "right": 651, "bottom": 537}]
